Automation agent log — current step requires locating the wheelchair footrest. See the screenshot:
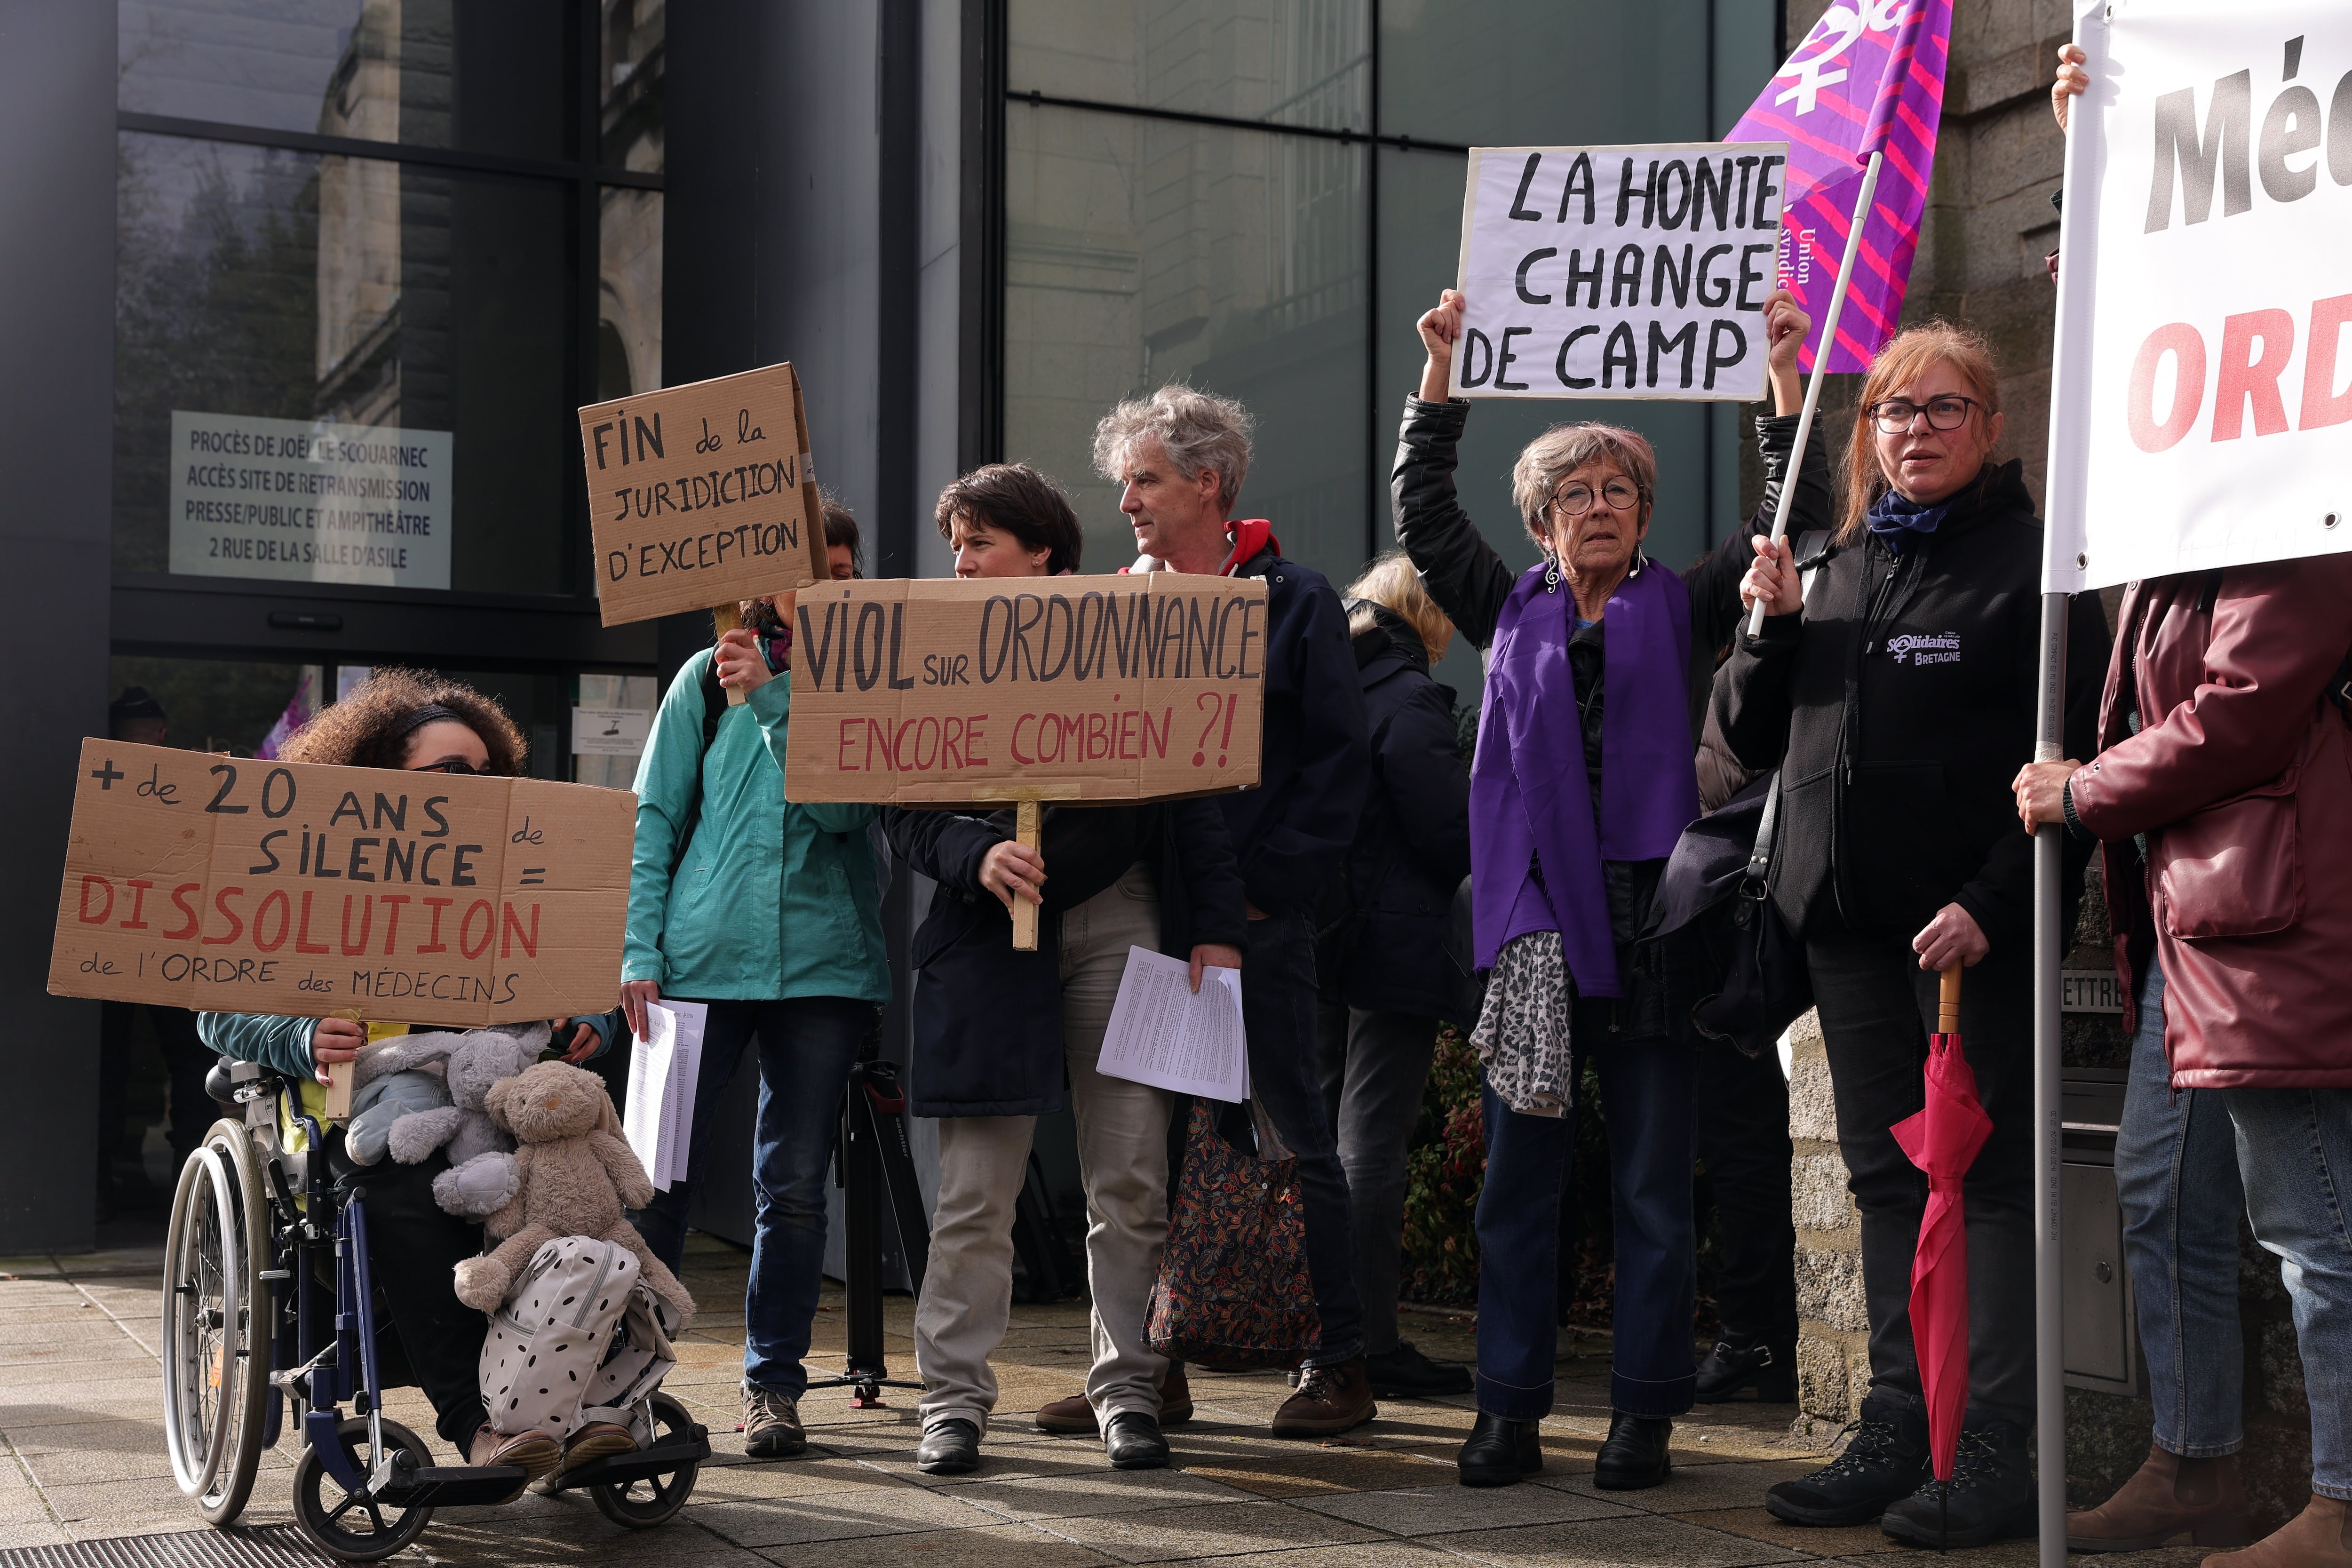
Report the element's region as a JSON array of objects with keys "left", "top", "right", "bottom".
[
  {"left": 544, "top": 1429, "right": 711, "bottom": 1492},
  {"left": 373, "top": 1463, "right": 529, "bottom": 1507}
]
